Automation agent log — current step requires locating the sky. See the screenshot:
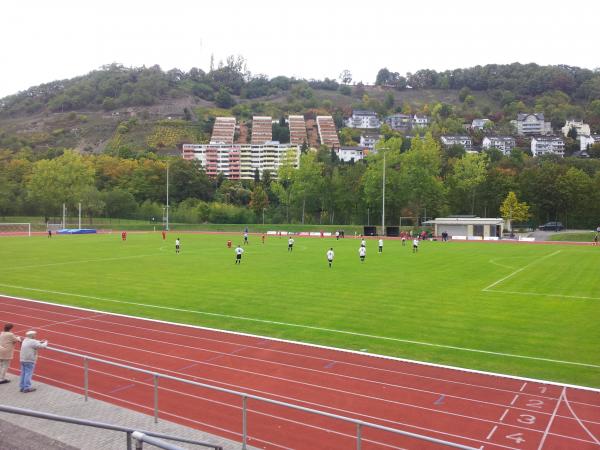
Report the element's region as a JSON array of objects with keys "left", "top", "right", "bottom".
[{"left": 1, "top": 0, "right": 598, "bottom": 98}]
